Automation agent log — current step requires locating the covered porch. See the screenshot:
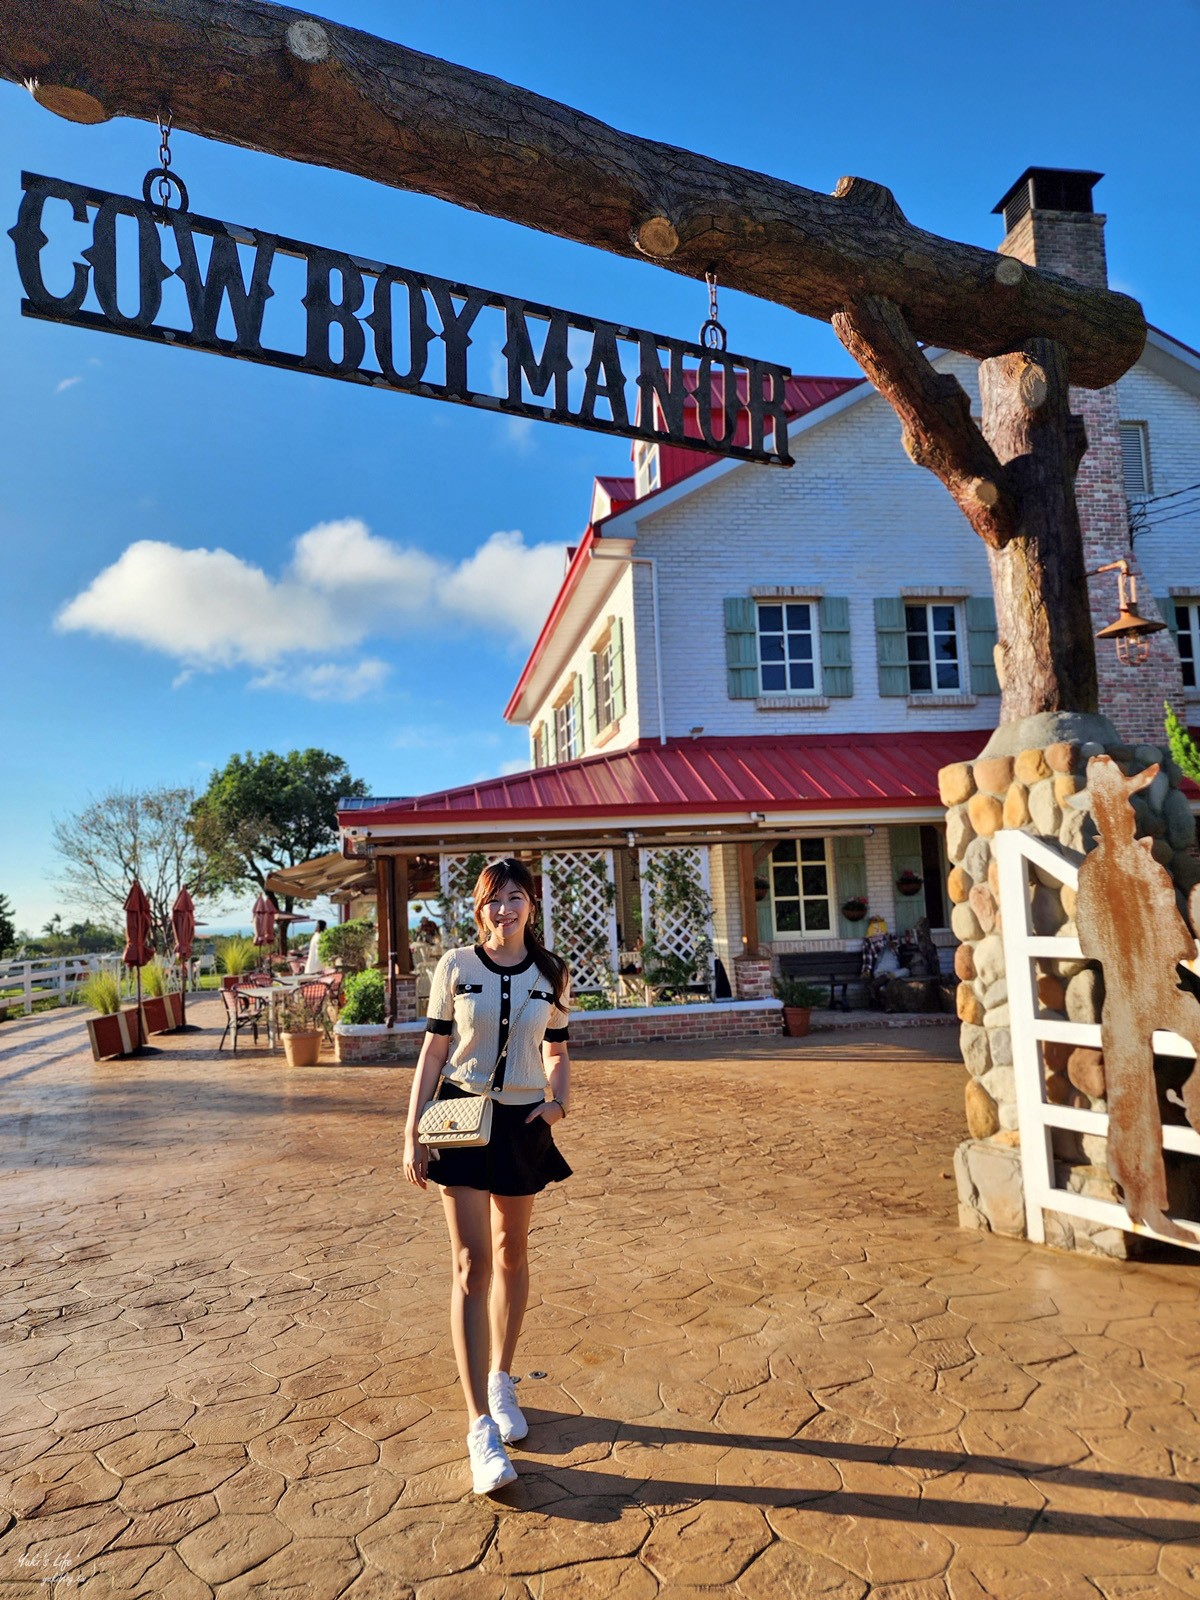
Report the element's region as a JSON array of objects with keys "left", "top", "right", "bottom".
[{"left": 335, "top": 730, "right": 990, "bottom": 1026}]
